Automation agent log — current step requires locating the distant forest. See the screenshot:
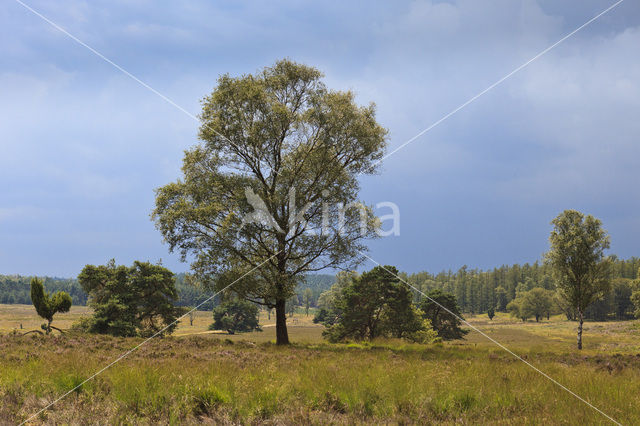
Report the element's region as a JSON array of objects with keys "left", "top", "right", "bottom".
[
  {"left": 0, "top": 272, "right": 336, "bottom": 310},
  {"left": 404, "top": 256, "right": 640, "bottom": 320},
  {"left": 2, "top": 257, "right": 638, "bottom": 320}
]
